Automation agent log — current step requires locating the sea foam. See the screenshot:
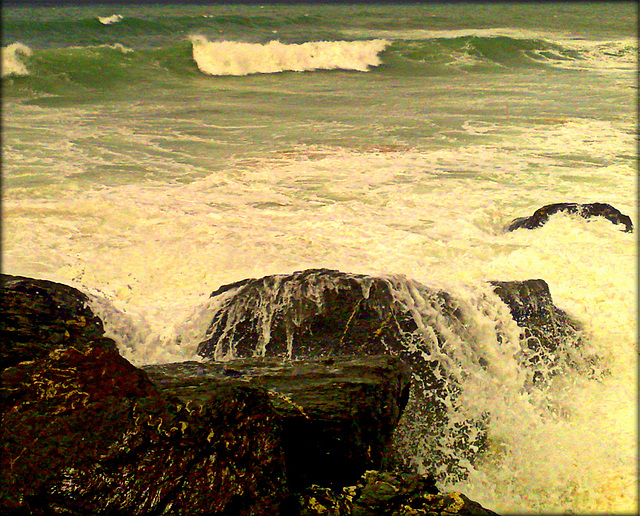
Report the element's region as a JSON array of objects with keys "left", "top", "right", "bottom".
[
  {"left": 2, "top": 42, "right": 33, "bottom": 77},
  {"left": 98, "top": 14, "right": 124, "bottom": 25},
  {"left": 190, "top": 36, "right": 389, "bottom": 76}
]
